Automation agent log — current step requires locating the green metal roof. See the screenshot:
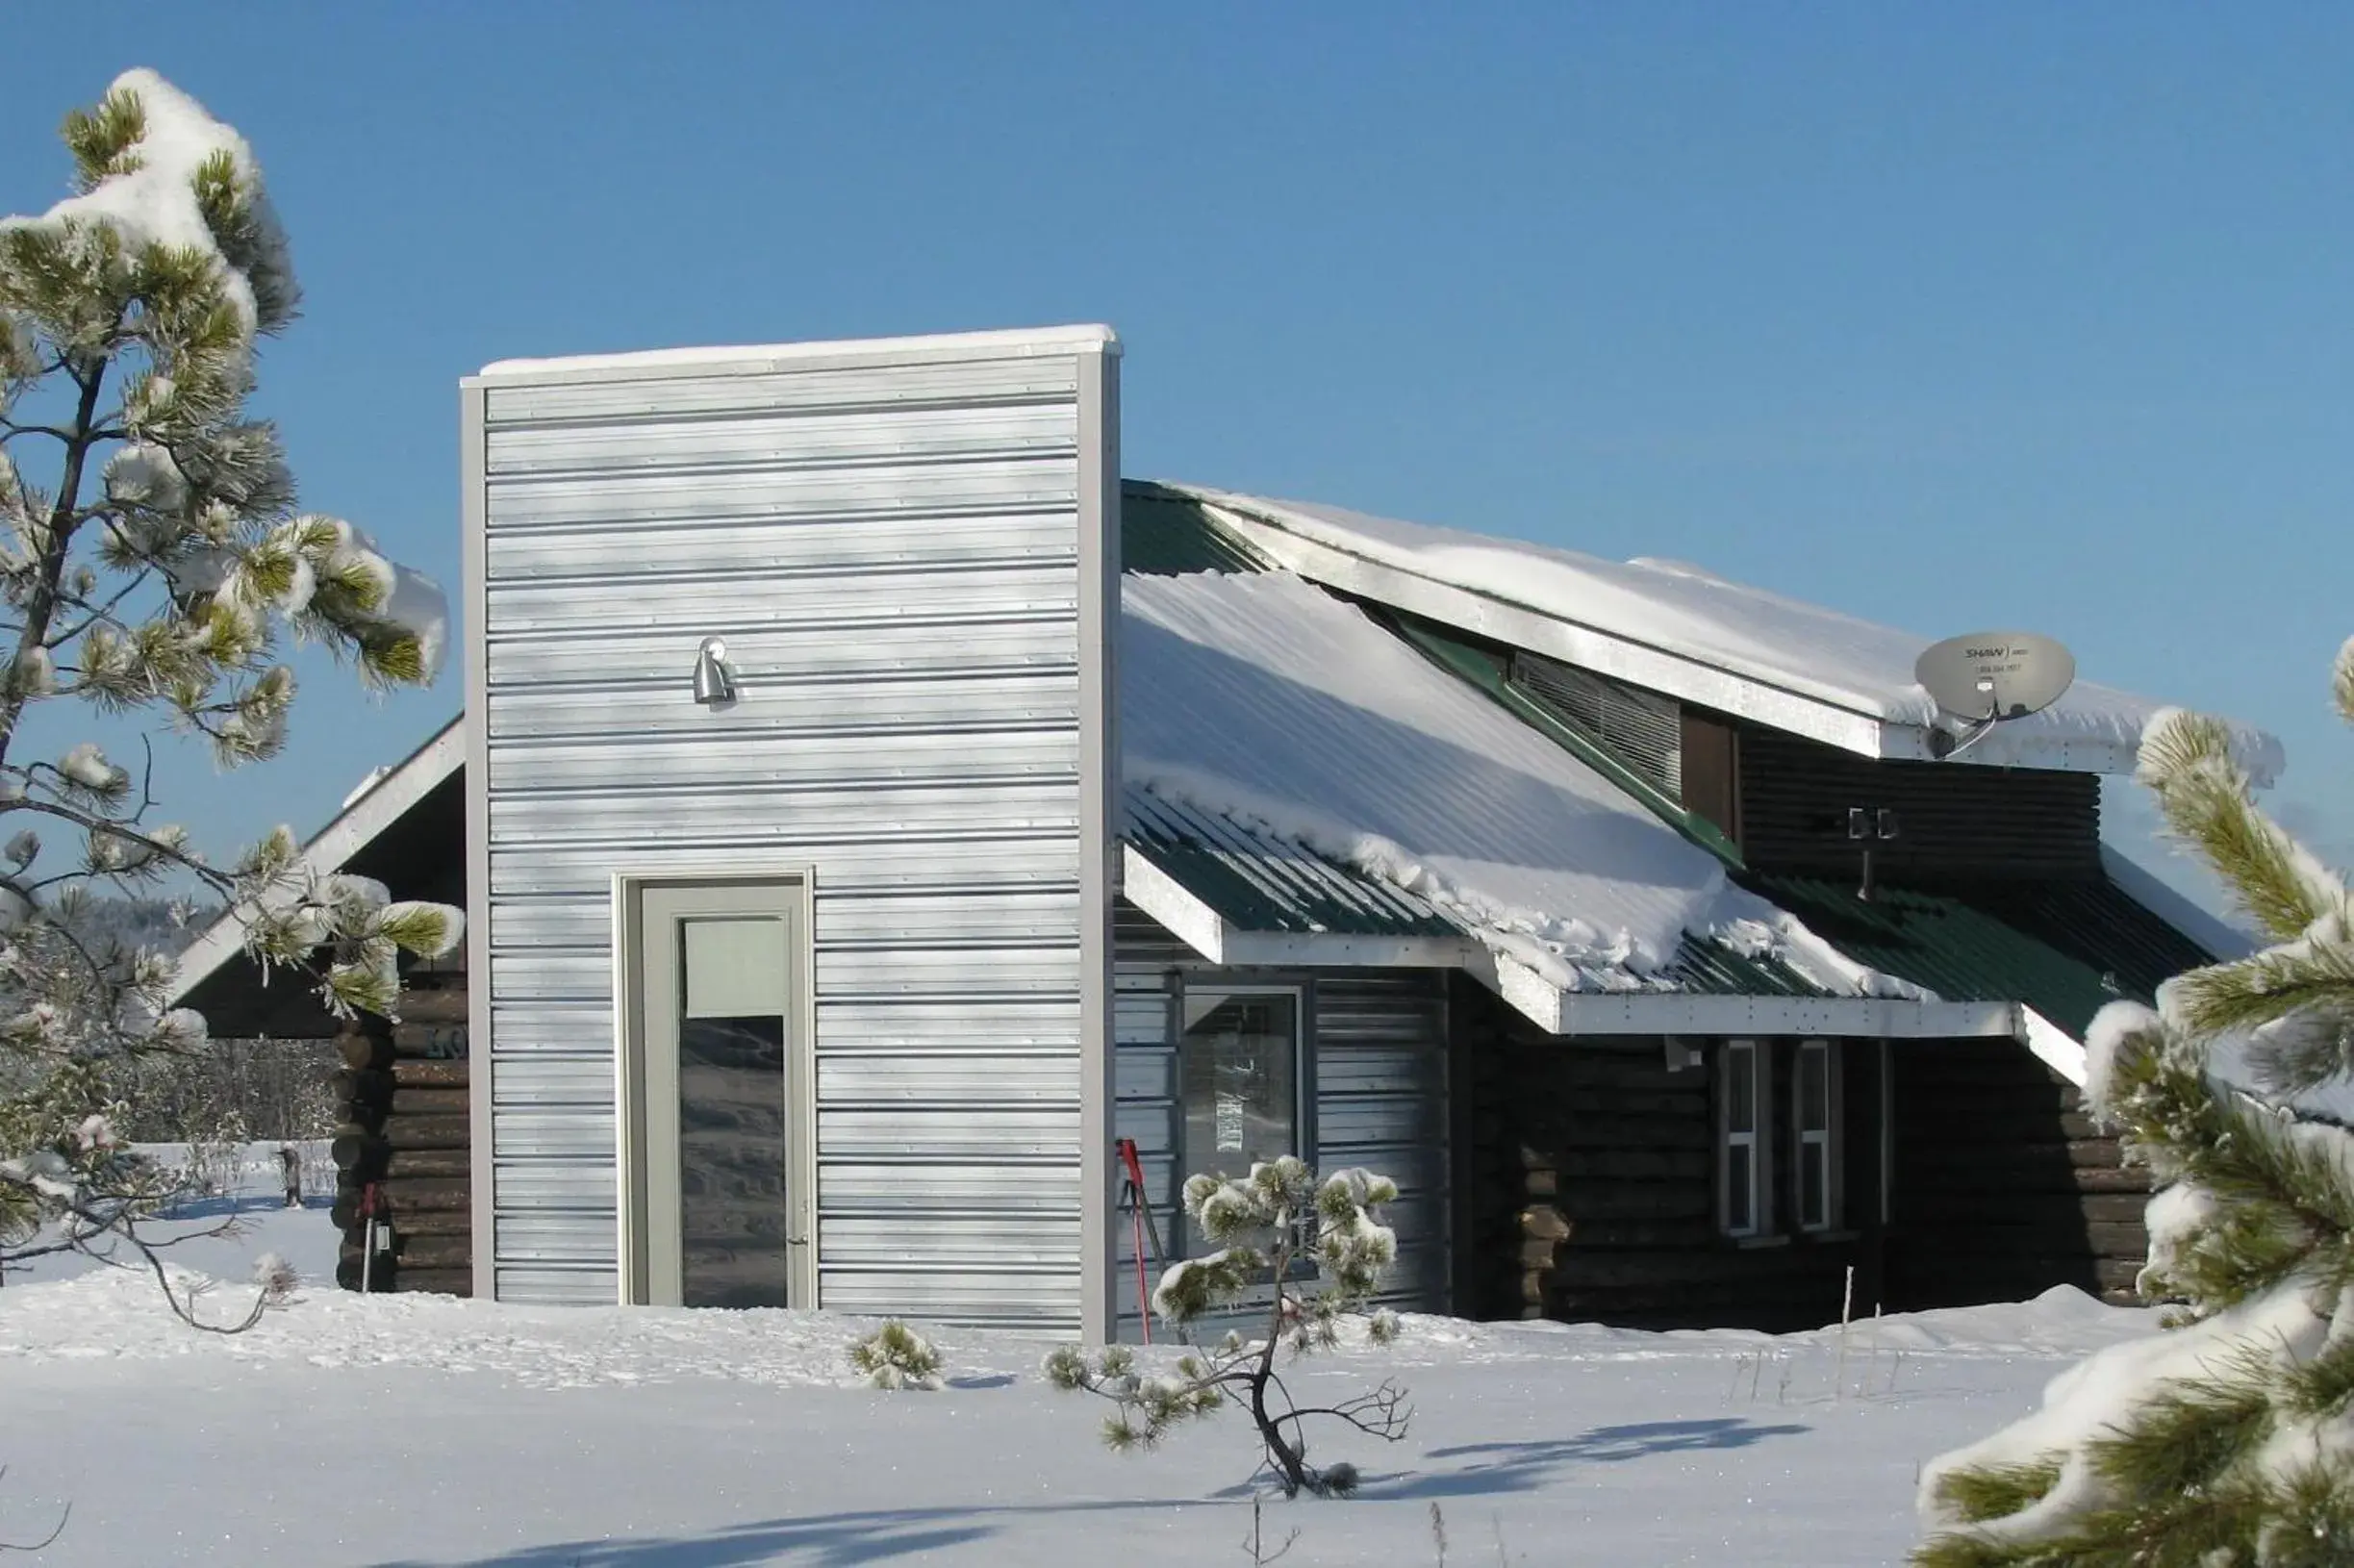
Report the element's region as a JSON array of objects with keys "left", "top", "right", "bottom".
[
  {"left": 1120, "top": 481, "right": 1272, "bottom": 575},
  {"left": 1124, "top": 786, "right": 1458, "bottom": 939},
  {"left": 1664, "top": 933, "right": 1836, "bottom": 999},
  {"left": 1126, "top": 785, "right": 1835, "bottom": 999},
  {"left": 1374, "top": 607, "right": 1744, "bottom": 867},
  {"left": 1741, "top": 873, "right": 2215, "bottom": 1038}
]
